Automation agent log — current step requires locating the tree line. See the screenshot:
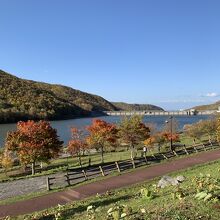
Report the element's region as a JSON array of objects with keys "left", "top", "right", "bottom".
[{"left": 0, "top": 115, "right": 219, "bottom": 175}]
